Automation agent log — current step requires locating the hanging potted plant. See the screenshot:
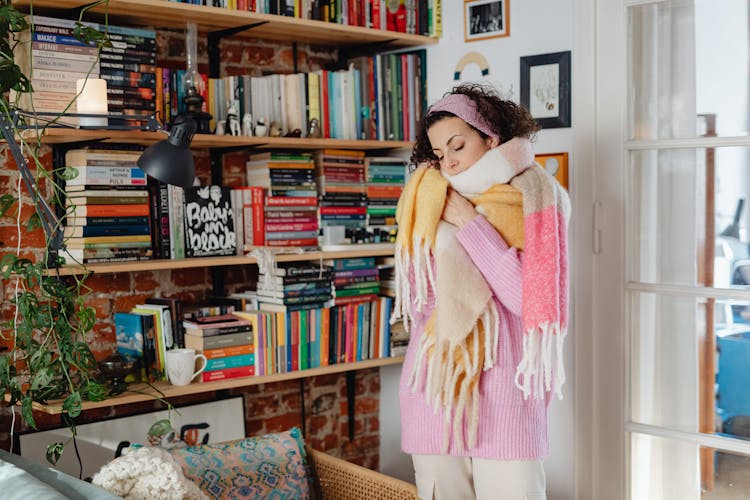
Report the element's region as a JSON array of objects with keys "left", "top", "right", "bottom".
[{"left": 0, "top": 0, "right": 171, "bottom": 465}]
